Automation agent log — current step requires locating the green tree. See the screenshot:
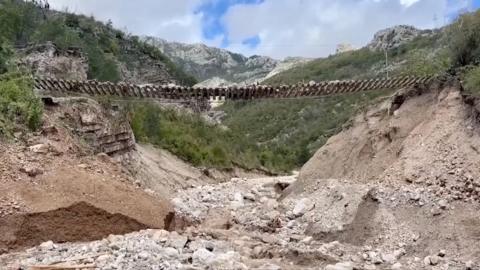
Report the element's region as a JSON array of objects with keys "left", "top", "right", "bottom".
[
  {"left": 464, "top": 66, "right": 480, "bottom": 95},
  {"left": 0, "top": 38, "right": 13, "bottom": 74},
  {"left": 0, "top": 0, "right": 41, "bottom": 45},
  {"left": 32, "top": 17, "right": 82, "bottom": 50},
  {"left": 0, "top": 73, "right": 43, "bottom": 136},
  {"left": 448, "top": 10, "right": 480, "bottom": 66}
]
